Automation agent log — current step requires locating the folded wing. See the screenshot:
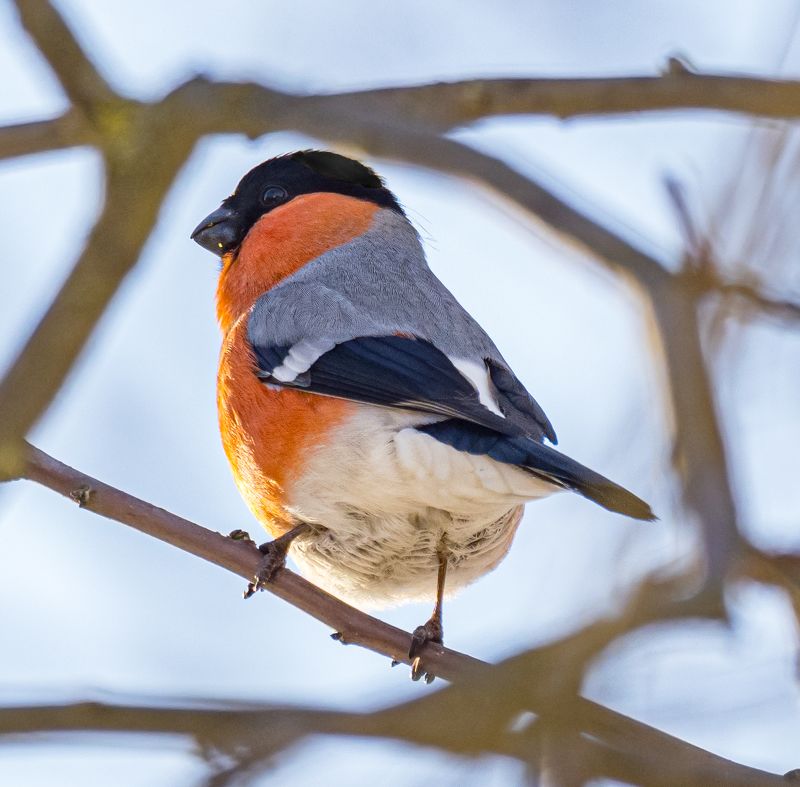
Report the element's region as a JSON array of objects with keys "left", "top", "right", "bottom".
[{"left": 247, "top": 288, "right": 653, "bottom": 521}]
